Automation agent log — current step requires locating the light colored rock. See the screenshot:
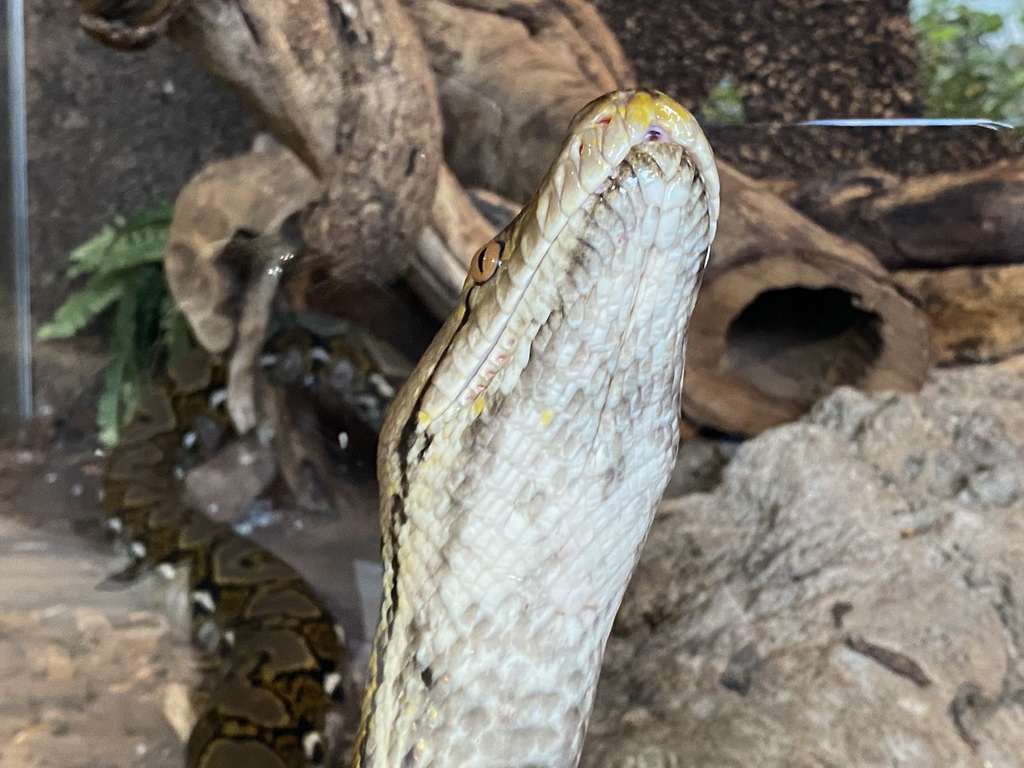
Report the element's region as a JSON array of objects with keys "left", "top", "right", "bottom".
[
  {"left": 585, "top": 363, "right": 1024, "bottom": 768},
  {"left": 182, "top": 433, "right": 277, "bottom": 524}
]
